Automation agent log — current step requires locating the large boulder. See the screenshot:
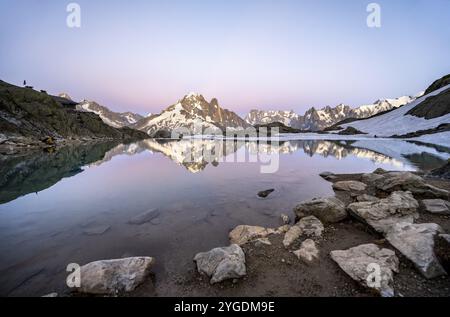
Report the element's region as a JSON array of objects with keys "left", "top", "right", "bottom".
[
  {"left": 332, "top": 181, "right": 367, "bottom": 196},
  {"left": 373, "top": 171, "right": 449, "bottom": 199},
  {"left": 293, "top": 239, "right": 319, "bottom": 264},
  {"left": 347, "top": 191, "right": 419, "bottom": 234},
  {"left": 330, "top": 244, "right": 399, "bottom": 297},
  {"left": 78, "top": 257, "right": 155, "bottom": 294},
  {"left": 420, "top": 199, "right": 450, "bottom": 215},
  {"left": 294, "top": 197, "right": 347, "bottom": 224},
  {"left": 193, "top": 244, "right": 246, "bottom": 284},
  {"left": 385, "top": 222, "right": 446, "bottom": 279},
  {"left": 283, "top": 216, "right": 324, "bottom": 248},
  {"left": 229, "top": 225, "right": 289, "bottom": 246}
]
